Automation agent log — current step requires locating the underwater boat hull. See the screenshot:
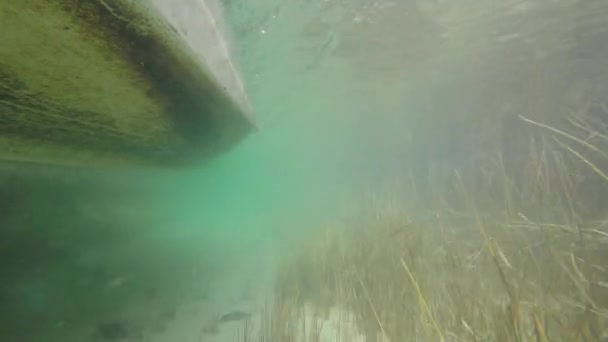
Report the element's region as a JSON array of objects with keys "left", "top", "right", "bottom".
[{"left": 0, "top": 0, "right": 255, "bottom": 168}]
